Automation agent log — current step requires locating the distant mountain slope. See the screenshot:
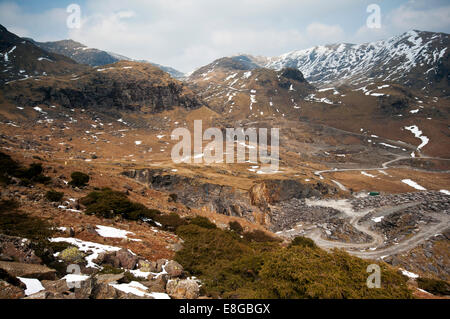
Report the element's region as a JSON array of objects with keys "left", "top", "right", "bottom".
[
  {"left": 264, "top": 30, "right": 449, "bottom": 94},
  {"left": 0, "top": 25, "right": 89, "bottom": 85},
  {"left": 2, "top": 60, "right": 201, "bottom": 113},
  {"left": 30, "top": 39, "right": 185, "bottom": 79},
  {"left": 188, "top": 55, "right": 314, "bottom": 119}
]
